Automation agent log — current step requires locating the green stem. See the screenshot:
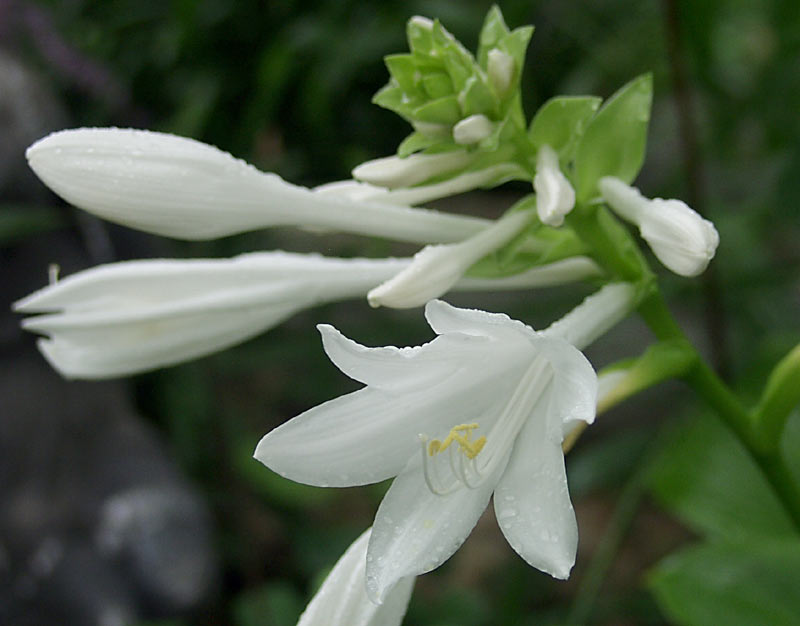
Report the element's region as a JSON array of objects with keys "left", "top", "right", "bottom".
[{"left": 638, "top": 291, "right": 800, "bottom": 531}]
